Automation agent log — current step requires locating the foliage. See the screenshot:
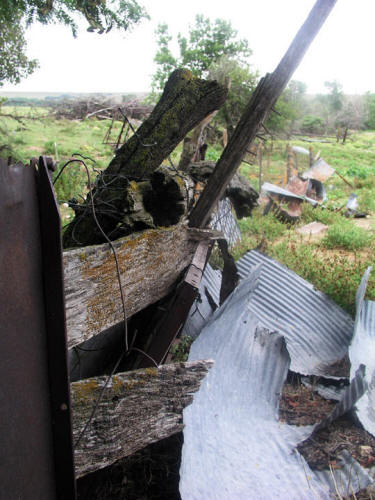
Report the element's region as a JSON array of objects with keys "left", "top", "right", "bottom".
[
  {"left": 364, "top": 93, "right": 375, "bottom": 130},
  {"left": 207, "top": 56, "right": 258, "bottom": 135},
  {"left": 266, "top": 80, "right": 307, "bottom": 134},
  {"left": 300, "top": 115, "right": 325, "bottom": 134},
  {"left": 169, "top": 336, "right": 194, "bottom": 362},
  {"left": 0, "top": 14, "right": 38, "bottom": 86},
  {"left": 0, "top": 0, "right": 148, "bottom": 36},
  {"left": 269, "top": 238, "right": 374, "bottom": 315},
  {"left": 151, "top": 15, "right": 252, "bottom": 92},
  {"left": 321, "top": 220, "right": 373, "bottom": 251},
  {"left": 0, "top": 0, "right": 148, "bottom": 87}
]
